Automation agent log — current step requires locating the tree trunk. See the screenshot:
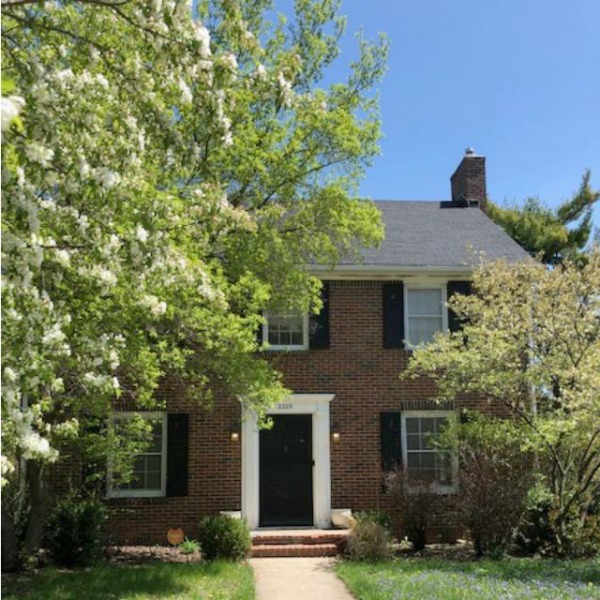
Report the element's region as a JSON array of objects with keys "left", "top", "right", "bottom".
[
  {"left": 23, "top": 460, "right": 49, "bottom": 557},
  {"left": 1, "top": 501, "right": 20, "bottom": 572}
]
